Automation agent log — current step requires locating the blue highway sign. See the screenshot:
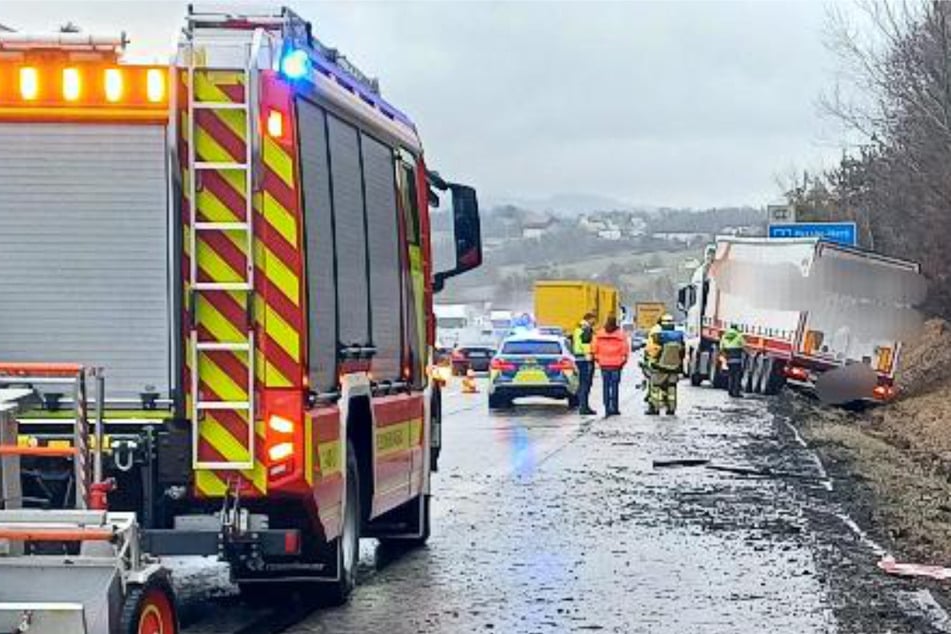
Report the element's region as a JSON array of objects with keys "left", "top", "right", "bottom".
[{"left": 768, "top": 222, "right": 857, "bottom": 246}]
